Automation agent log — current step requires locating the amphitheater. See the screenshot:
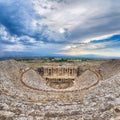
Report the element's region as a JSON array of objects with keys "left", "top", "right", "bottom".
[
  {"left": 21, "top": 65, "right": 102, "bottom": 91},
  {"left": 0, "top": 59, "right": 120, "bottom": 120}
]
